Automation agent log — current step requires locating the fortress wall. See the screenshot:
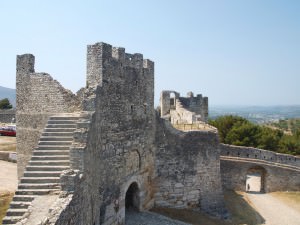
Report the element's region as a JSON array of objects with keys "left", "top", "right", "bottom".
[
  {"left": 220, "top": 144, "right": 300, "bottom": 167},
  {"left": 154, "top": 118, "right": 227, "bottom": 218},
  {"left": 71, "top": 42, "right": 156, "bottom": 225},
  {"left": 16, "top": 54, "right": 81, "bottom": 178},
  {"left": 0, "top": 109, "right": 15, "bottom": 123},
  {"left": 220, "top": 159, "right": 300, "bottom": 192}
]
